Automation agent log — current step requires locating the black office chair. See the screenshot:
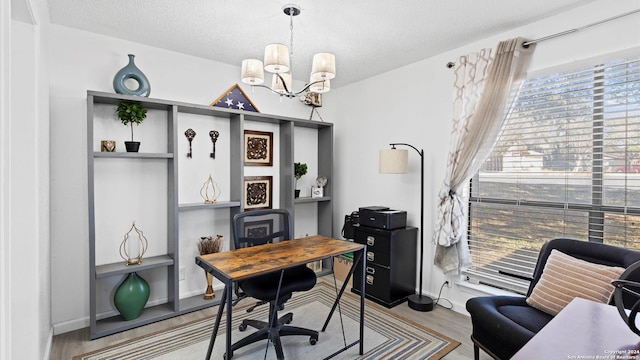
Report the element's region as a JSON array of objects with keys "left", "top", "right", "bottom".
[
  {"left": 613, "top": 260, "right": 640, "bottom": 336},
  {"left": 229, "top": 209, "right": 318, "bottom": 359},
  {"left": 466, "top": 238, "right": 640, "bottom": 360}
]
